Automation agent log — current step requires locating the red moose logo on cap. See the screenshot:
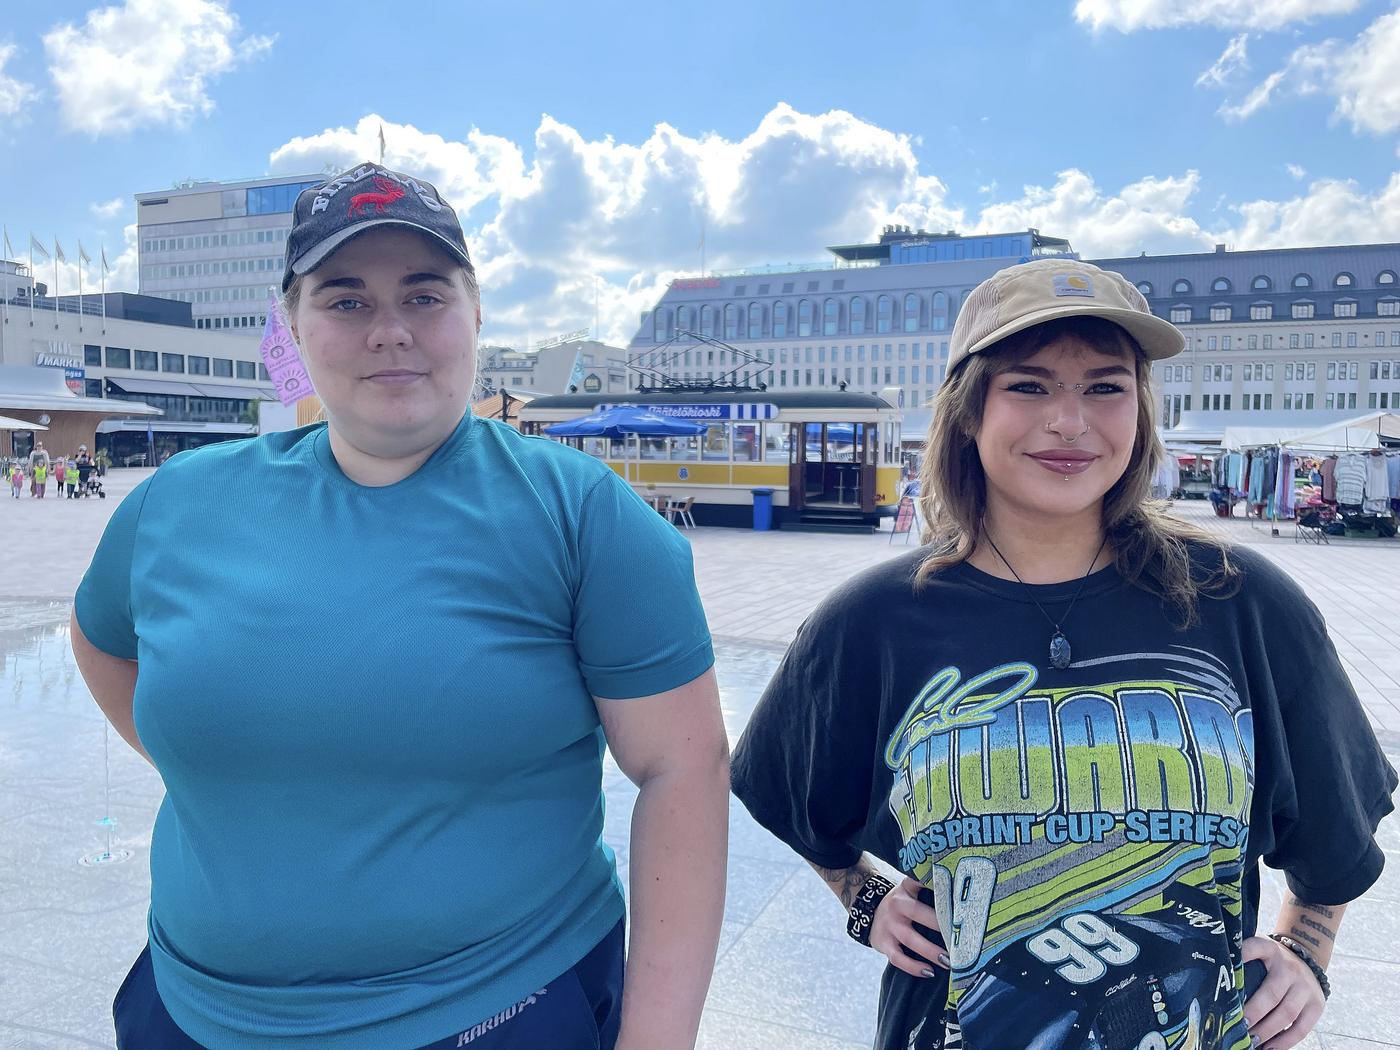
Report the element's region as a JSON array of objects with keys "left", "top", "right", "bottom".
[{"left": 347, "top": 176, "right": 406, "bottom": 216}]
